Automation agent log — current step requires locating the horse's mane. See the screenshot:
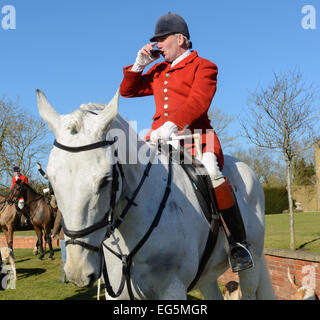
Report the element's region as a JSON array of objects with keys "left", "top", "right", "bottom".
[{"left": 21, "top": 182, "right": 41, "bottom": 196}]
